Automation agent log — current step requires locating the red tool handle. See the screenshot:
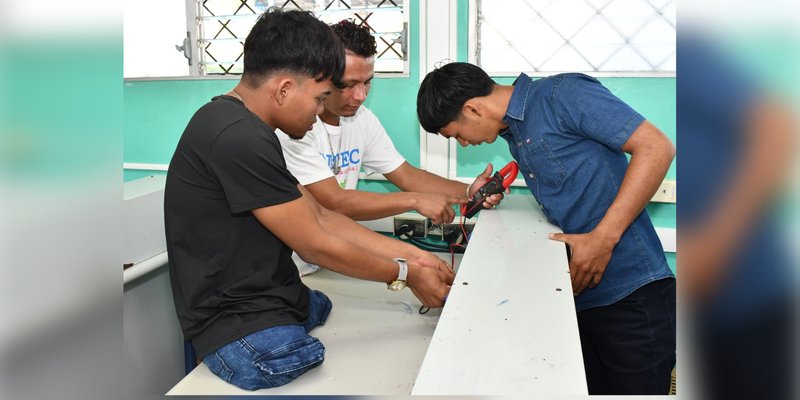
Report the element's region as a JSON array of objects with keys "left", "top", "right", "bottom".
[
  {"left": 460, "top": 161, "right": 520, "bottom": 219},
  {"left": 499, "top": 161, "right": 519, "bottom": 188}
]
